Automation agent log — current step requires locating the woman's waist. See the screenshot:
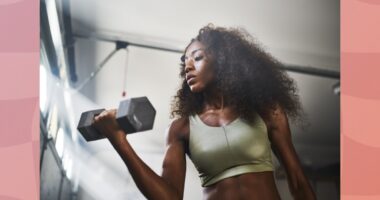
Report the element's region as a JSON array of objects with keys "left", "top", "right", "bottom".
[
  {"left": 202, "top": 171, "right": 281, "bottom": 200},
  {"left": 199, "top": 161, "right": 274, "bottom": 187}
]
